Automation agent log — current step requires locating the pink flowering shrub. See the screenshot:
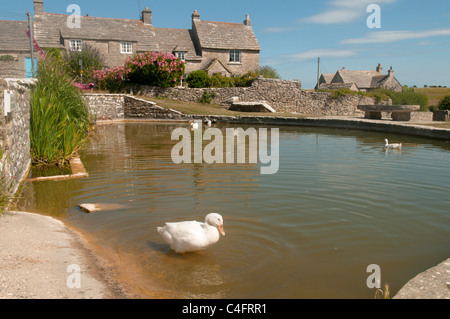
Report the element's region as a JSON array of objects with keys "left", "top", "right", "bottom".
[
  {"left": 125, "top": 51, "right": 185, "bottom": 88},
  {"left": 93, "top": 66, "right": 130, "bottom": 93}
]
